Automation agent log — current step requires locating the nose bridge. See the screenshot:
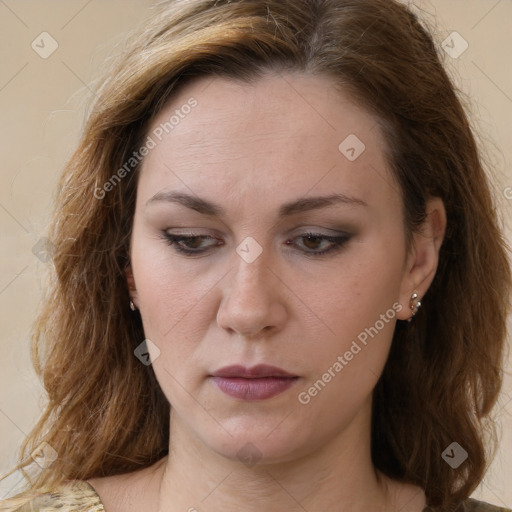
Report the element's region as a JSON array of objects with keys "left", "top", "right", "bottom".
[
  {"left": 230, "top": 241, "right": 271, "bottom": 297},
  {"left": 216, "top": 239, "right": 286, "bottom": 336}
]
